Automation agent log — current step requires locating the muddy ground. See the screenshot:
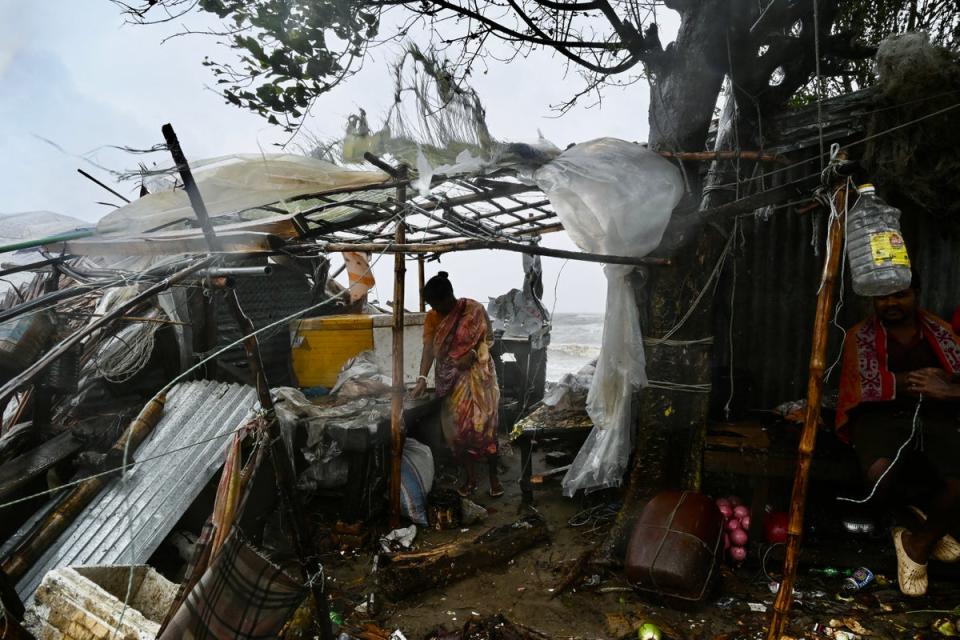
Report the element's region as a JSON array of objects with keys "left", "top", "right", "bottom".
[{"left": 319, "top": 444, "right": 960, "bottom": 640}]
